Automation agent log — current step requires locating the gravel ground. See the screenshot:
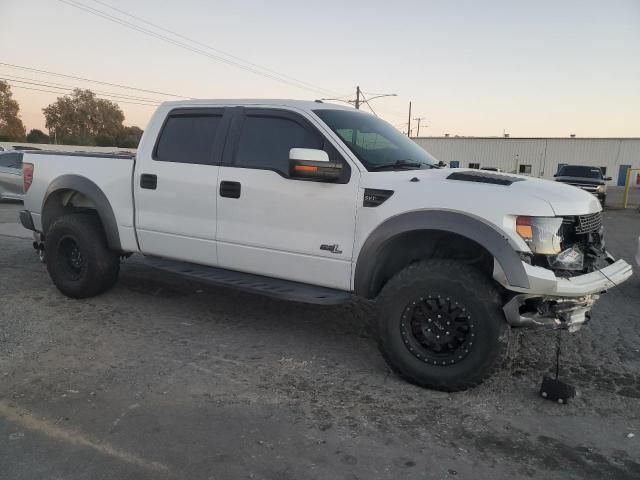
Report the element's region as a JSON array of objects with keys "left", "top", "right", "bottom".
[{"left": 0, "top": 201, "right": 639, "bottom": 480}]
